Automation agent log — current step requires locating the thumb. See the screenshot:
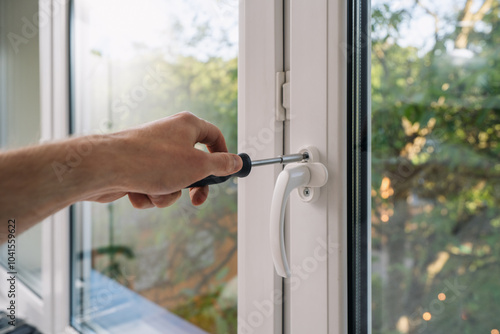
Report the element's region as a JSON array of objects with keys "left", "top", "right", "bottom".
[{"left": 205, "top": 152, "right": 243, "bottom": 176}]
